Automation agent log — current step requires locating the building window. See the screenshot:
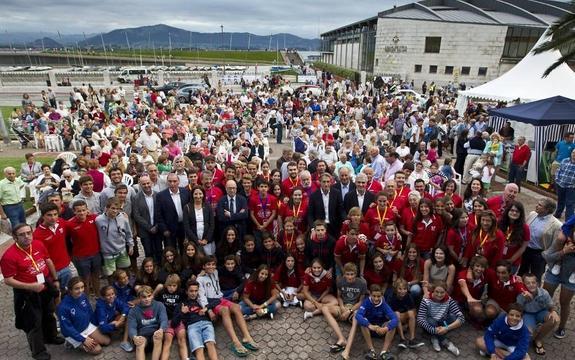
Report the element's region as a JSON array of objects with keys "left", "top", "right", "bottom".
[
  {"left": 445, "top": 66, "right": 454, "bottom": 75},
  {"left": 478, "top": 67, "right": 488, "bottom": 76},
  {"left": 375, "top": 58, "right": 379, "bottom": 67},
  {"left": 461, "top": 66, "right": 470, "bottom": 75},
  {"left": 425, "top": 37, "right": 441, "bottom": 53},
  {"left": 414, "top": 64, "right": 422, "bottom": 73},
  {"left": 429, "top": 65, "right": 438, "bottom": 74}
]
